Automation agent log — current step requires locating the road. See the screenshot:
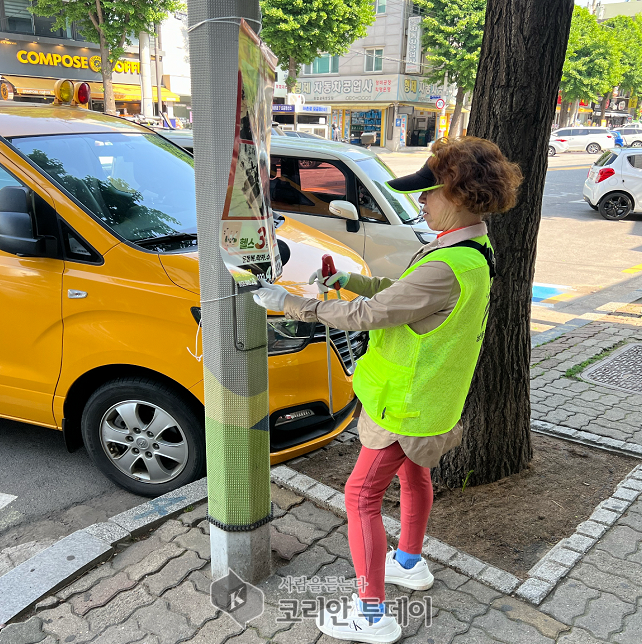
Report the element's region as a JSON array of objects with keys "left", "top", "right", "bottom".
[{"left": 2, "top": 149, "right": 642, "bottom": 567}]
